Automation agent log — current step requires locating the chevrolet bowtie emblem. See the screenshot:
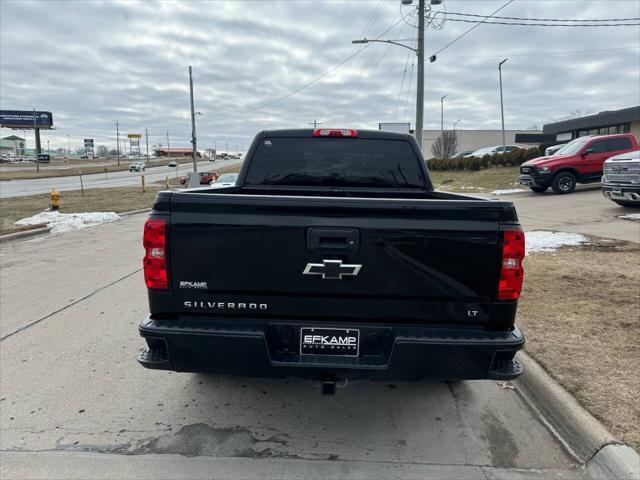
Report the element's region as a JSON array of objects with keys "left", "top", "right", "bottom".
[{"left": 303, "top": 260, "right": 362, "bottom": 280}]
